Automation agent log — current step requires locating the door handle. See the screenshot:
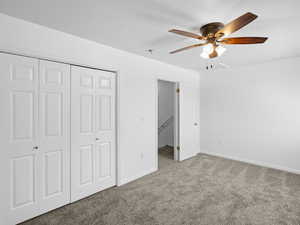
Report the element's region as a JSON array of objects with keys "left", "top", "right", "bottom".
[
  {"left": 33, "top": 146, "right": 39, "bottom": 150},
  {"left": 95, "top": 138, "right": 100, "bottom": 141}
]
